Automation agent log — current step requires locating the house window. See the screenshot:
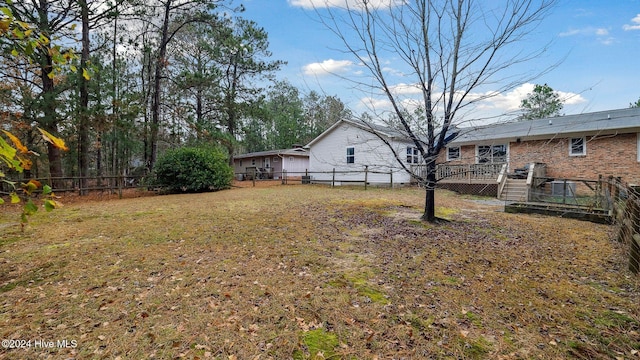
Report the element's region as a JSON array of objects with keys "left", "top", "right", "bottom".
[
  {"left": 570, "top": 137, "right": 586, "bottom": 156},
  {"left": 289, "top": 156, "right": 294, "bottom": 162},
  {"left": 273, "top": 157, "right": 279, "bottom": 163},
  {"left": 346, "top": 147, "right": 355, "bottom": 164},
  {"left": 239, "top": 160, "right": 243, "bottom": 167},
  {"left": 447, "top": 146, "right": 460, "bottom": 161},
  {"left": 251, "top": 159, "right": 256, "bottom": 166},
  {"left": 406, "top": 147, "right": 419, "bottom": 164},
  {"left": 477, "top": 144, "right": 506, "bottom": 163}
]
